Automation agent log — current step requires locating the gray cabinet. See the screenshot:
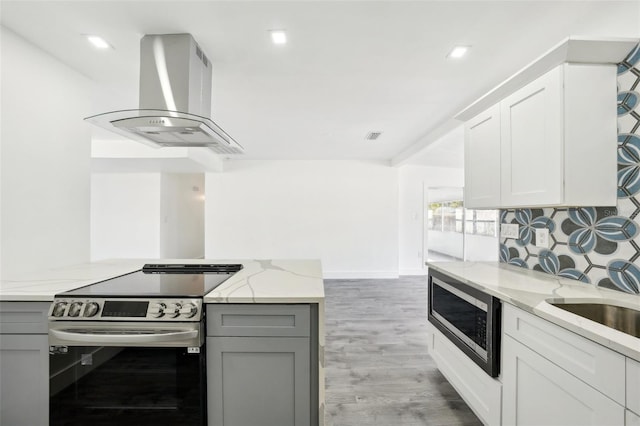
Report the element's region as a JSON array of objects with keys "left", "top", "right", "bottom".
[
  {"left": 206, "top": 304, "right": 316, "bottom": 426},
  {"left": 208, "top": 336, "right": 310, "bottom": 426},
  {"left": 0, "top": 302, "right": 50, "bottom": 426}
]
